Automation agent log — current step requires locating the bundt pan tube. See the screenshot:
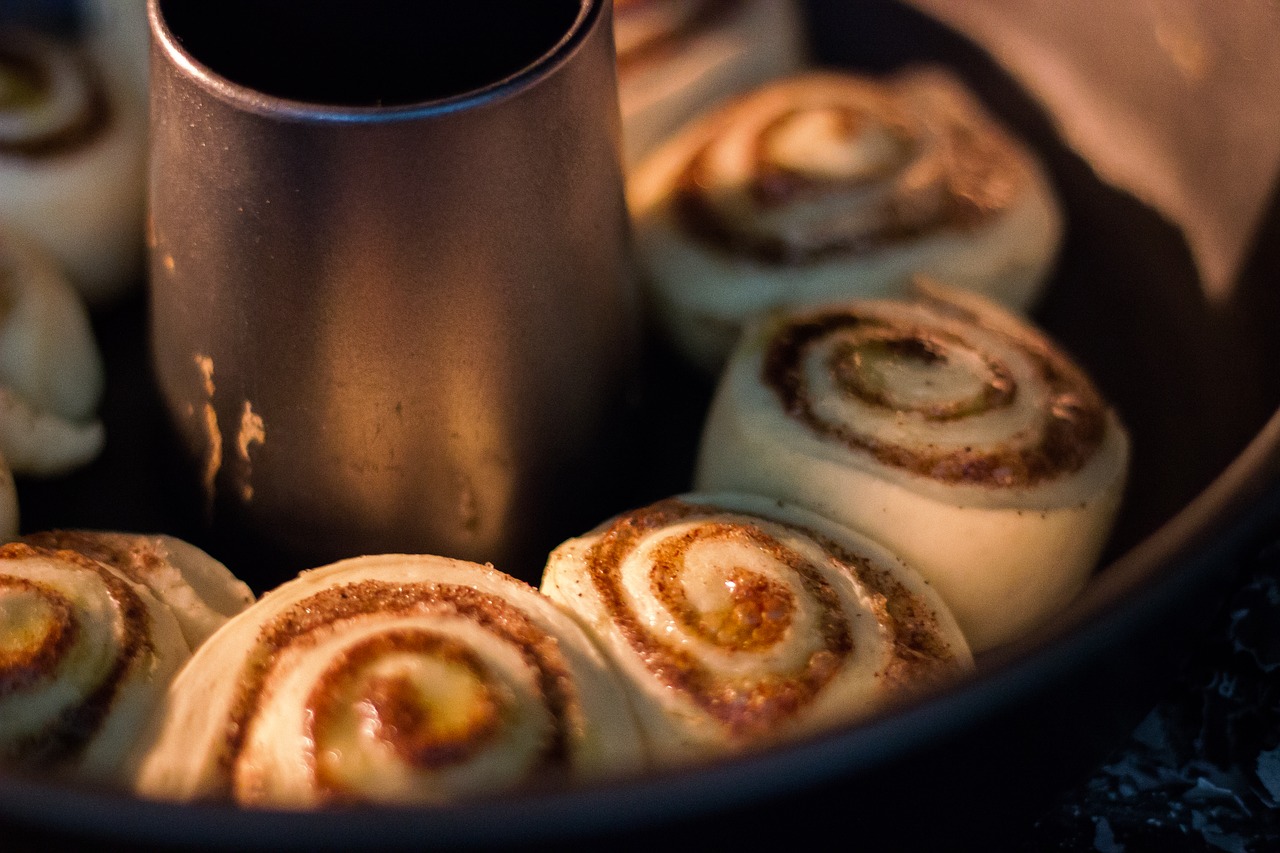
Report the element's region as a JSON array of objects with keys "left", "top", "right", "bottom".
[{"left": 4, "top": 0, "right": 1280, "bottom": 849}]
